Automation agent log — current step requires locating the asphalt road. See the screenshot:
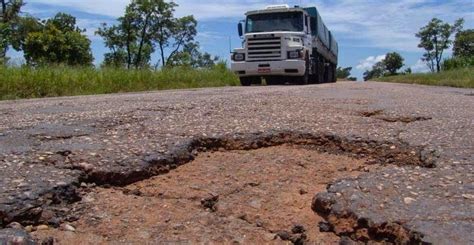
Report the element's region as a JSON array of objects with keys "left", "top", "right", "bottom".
[{"left": 0, "top": 82, "right": 473, "bottom": 244}]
